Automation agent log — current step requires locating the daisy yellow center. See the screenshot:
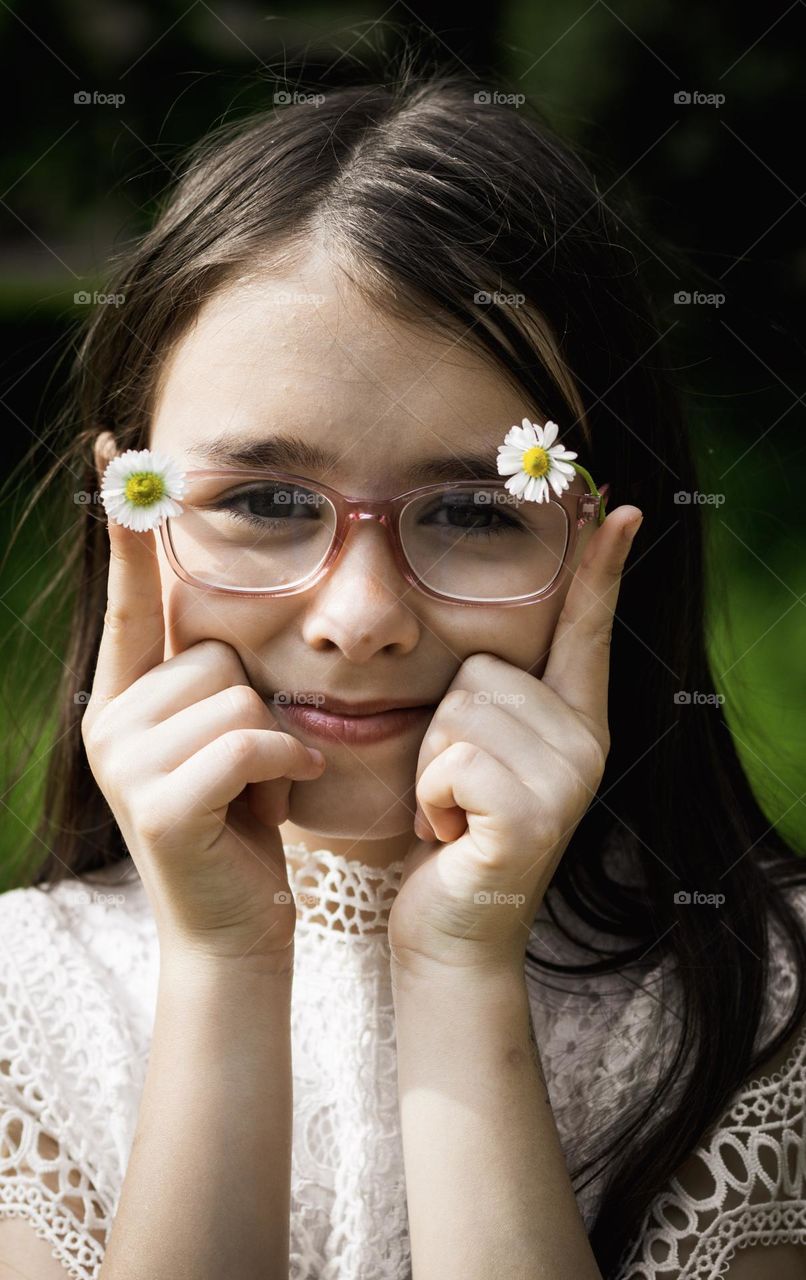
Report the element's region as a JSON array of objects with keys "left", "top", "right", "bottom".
[
  {"left": 124, "top": 471, "right": 166, "bottom": 507},
  {"left": 521, "top": 446, "right": 550, "bottom": 478}
]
